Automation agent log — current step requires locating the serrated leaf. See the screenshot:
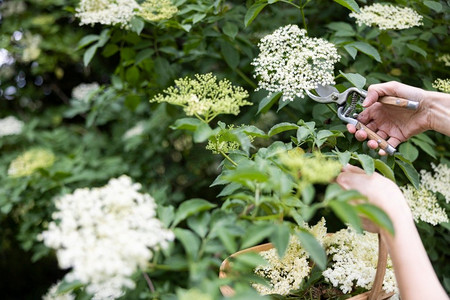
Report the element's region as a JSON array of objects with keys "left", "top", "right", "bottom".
[
  {"left": 174, "top": 228, "right": 201, "bottom": 260},
  {"left": 170, "top": 117, "right": 202, "bottom": 131},
  {"left": 220, "top": 40, "right": 240, "bottom": 69},
  {"left": 224, "top": 168, "right": 269, "bottom": 183},
  {"left": 395, "top": 159, "right": 420, "bottom": 189},
  {"left": 270, "top": 224, "right": 290, "bottom": 258},
  {"left": 344, "top": 44, "right": 358, "bottom": 59},
  {"left": 374, "top": 159, "right": 395, "bottom": 182},
  {"left": 335, "top": 150, "right": 351, "bottom": 166},
  {"left": 333, "top": 0, "right": 360, "bottom": 12},
  {"left": 399, "top": 142, "right": 419, "bottom": 162},
  {"left": 187, "top": 211, "right": 210, "bottom": 239},
  {"left": 223, "top": 22, "right": 239, "bottom": 39},
  {"left": 244, "top": 3, "right": 268, "bottom": 27},
  {"left": 241, "top": 125, "right": 267, "bottom": 138},
  {"left": 257, "top": 92, "right": 282, "bottom": 114},
  {"left": 357, "top": 154, "right": 374, "bottom": 174},
  {"left": 218, "top": 182, "right": 242, "bottom": 197},
  {"left": 356, "top": 203, "right": 394, "bottom": 235},
  {"left": 339, "top": 71, "right": 367, "bottom": 89},
  {"left": 268, "top": 123, "right": 299, "bottom": 137},
  {"left": 329, "top": 200, "right": 362, "bottom": 233},
  {"left": 83, "top": 44, "right": 98, "bottom": 66},
  {"left": 424, "top": 1, "right": 442, "bottom": 12},
  {"left": 130, "top": 17, "right": 145, "bottom": 35},
  {"left": 241, "top": 224, "right": 275, "bottom": 249},
  {"left": 410, "top": 138, "right": 437, "bottom": 159},
  {"left": 193, "top": 122, "right": 215, "bottom": 143},
  {"left": 349, "top": 42, "right": 381, "bottom": 62},
  {"left": 296, "top": 231, "right": 327, "bottom": 270},
  {"left": 77, "top": 34, "right": 99, "bottom": 49},
  {"left": 172, "top": 199, "right": 216, "bottom": 227},
  {"left": 406, "top": 44, "right": 427, "bottom": 58}
]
